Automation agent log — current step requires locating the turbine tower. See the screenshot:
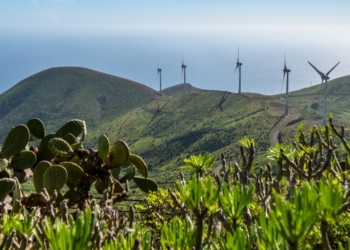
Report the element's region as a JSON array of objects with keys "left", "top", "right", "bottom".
[
  {"left": 282, "top": 53, "right": 291, "bottom": 116},
  {"left": 308, "top": 61, "right": 340, "bottom": 124},
  {"left": 181, "top": 58, "right": 187, "bottom": 92},
  {"left": 157, "top": 66, "right": 162, "bottom": 97},
  {"left": 234, "top": 47, "right": 243, "bottom": 94}
]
